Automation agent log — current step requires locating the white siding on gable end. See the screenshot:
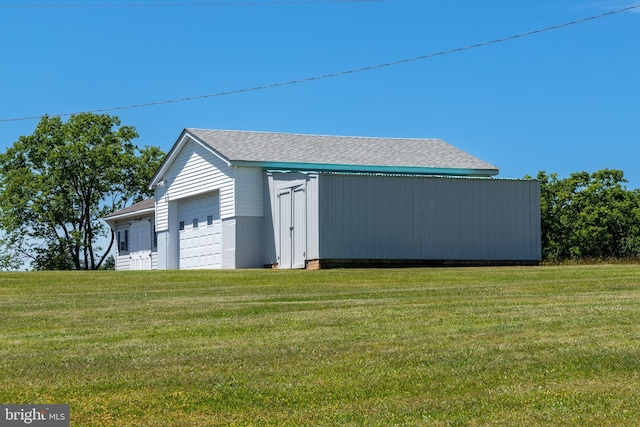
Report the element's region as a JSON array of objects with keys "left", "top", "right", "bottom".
[
  {"left": 160, "top": 137, "right": 235, "bottom": 219},
  {"left": 235, "top": 166, "right": 263, "bottom": 217}
]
